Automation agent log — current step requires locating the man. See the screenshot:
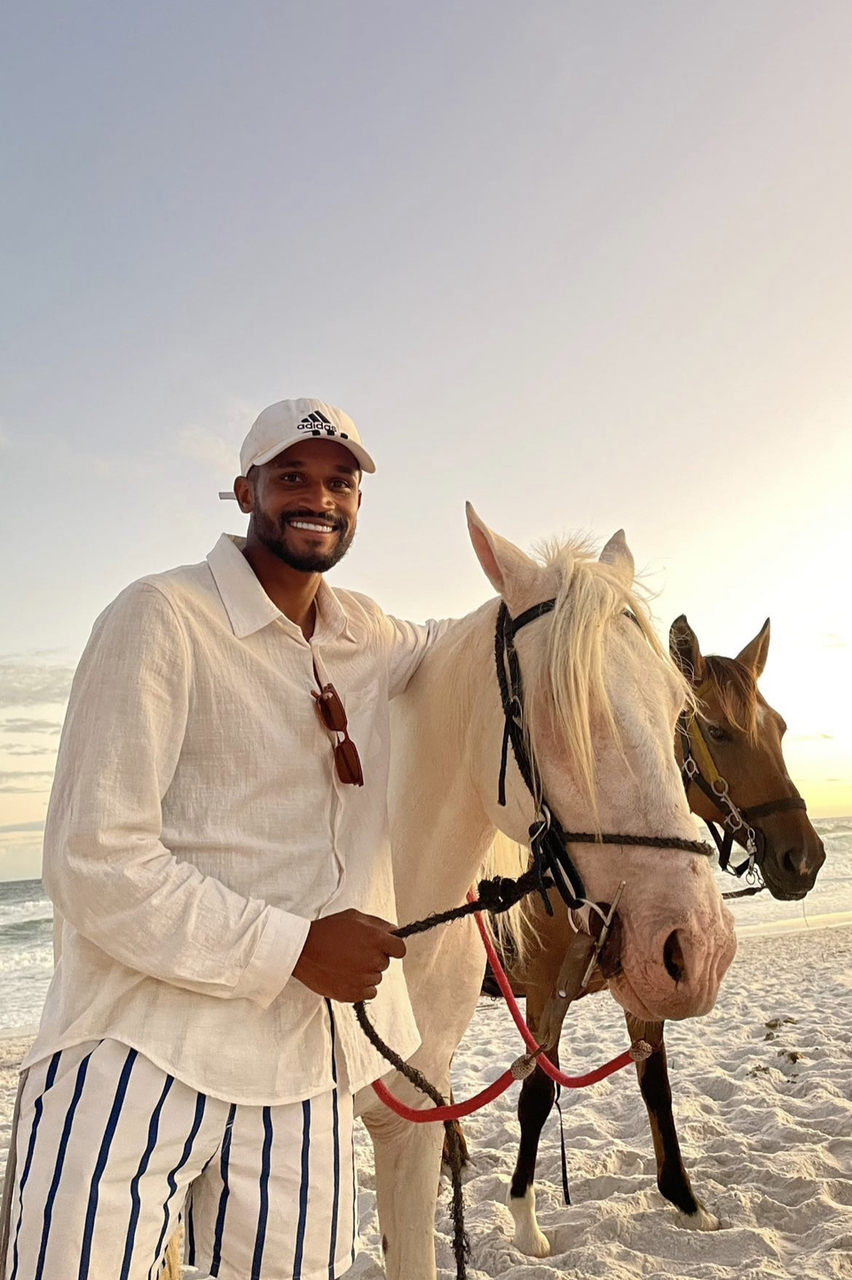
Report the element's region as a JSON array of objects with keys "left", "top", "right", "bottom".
[{"left": 4, "top": 399, "right": 446, "bottom": 1280}]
